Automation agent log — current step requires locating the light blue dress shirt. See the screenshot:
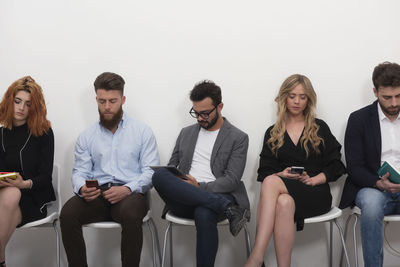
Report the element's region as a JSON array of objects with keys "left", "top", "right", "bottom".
[{"left": 72, "top": 113, "right": 160, "bottom": 195}]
